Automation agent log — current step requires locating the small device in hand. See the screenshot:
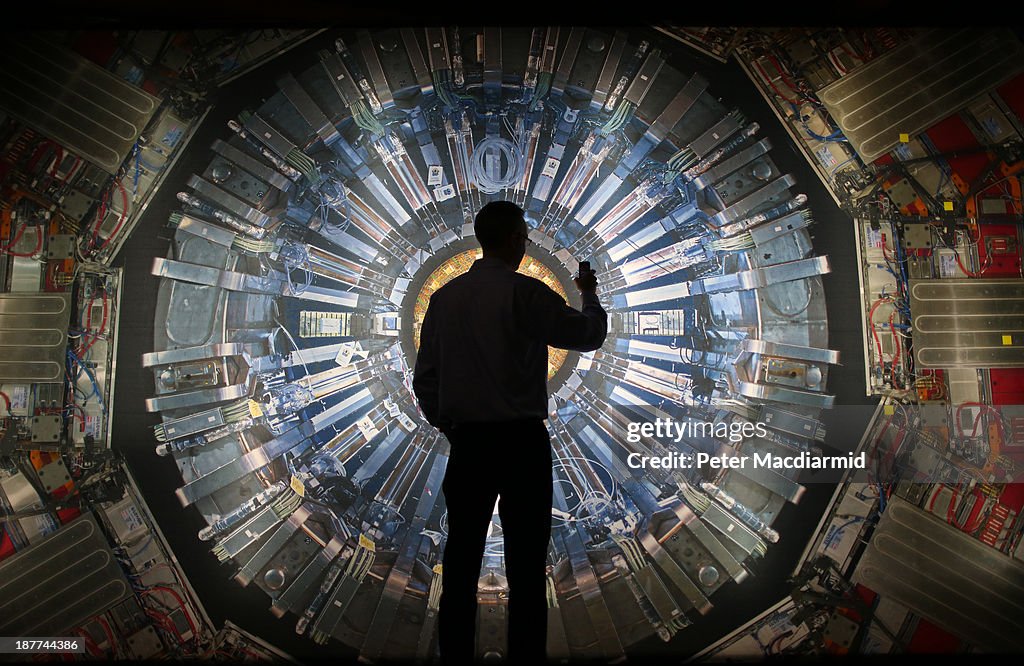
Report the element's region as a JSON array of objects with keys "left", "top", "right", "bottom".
[{"left": 576, "top": 260, "right": 592, "bottom": 279}]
